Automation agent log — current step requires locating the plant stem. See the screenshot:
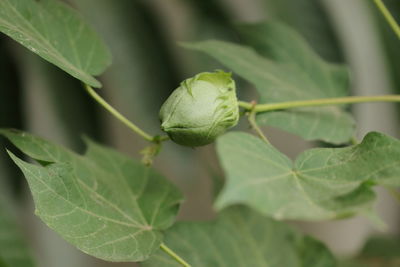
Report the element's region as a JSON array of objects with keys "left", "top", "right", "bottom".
[
  {"left": 160, "top": 243, "right": 191, "bottom": 267},
  {"left": 238, "top": 101, "right": 255, "bottom": 110},
  {"left": 373, "top": 0, "right": 400, "bottom": 39},
  {"left": 84, "top": 84, "right": 159, "bottom": 142},
  {"left": 238, "top": 95, "right": 400, "bottom": 113},
  {"left": 248, "top": 108, "right": 270, "bottom": 144}
]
